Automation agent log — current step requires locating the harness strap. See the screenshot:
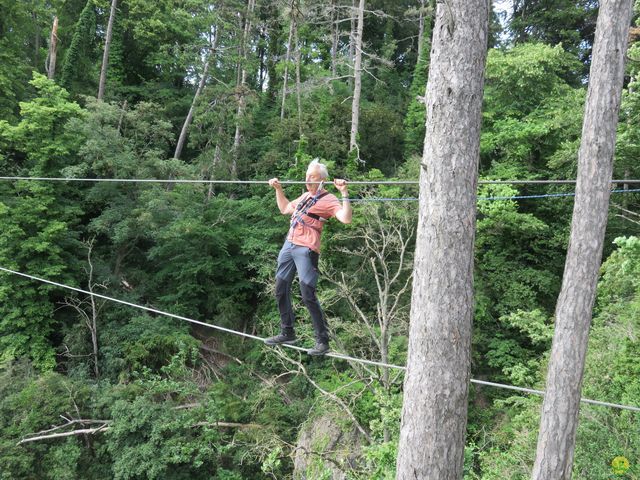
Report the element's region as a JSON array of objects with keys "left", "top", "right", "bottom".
[{"left": 290, "top": 190, "right": 330, "bottom": 233}]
